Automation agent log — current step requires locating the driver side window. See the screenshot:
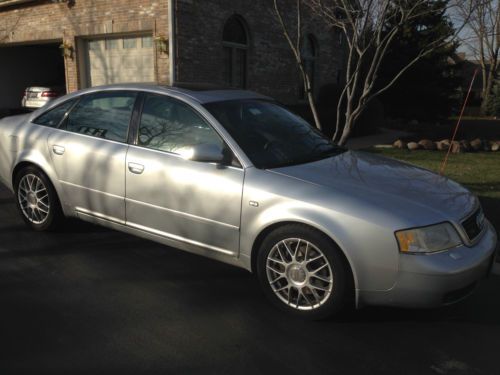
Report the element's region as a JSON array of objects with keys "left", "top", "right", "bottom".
[{"left": 138, "top": 94, "right": 224, "bottom": 155}]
